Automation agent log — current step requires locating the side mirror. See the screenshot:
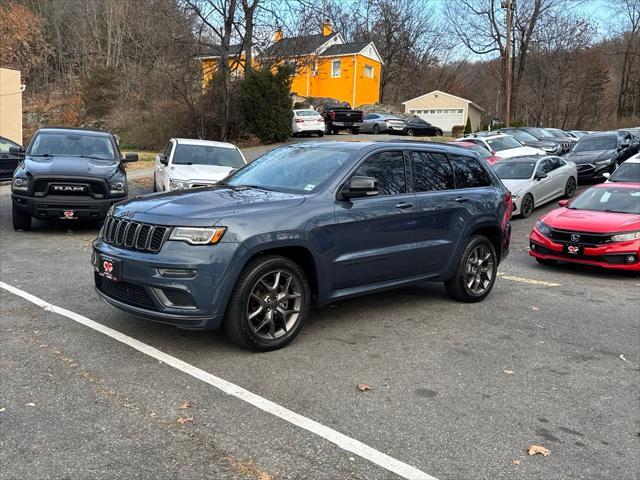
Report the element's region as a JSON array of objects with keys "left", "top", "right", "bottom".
[
  {"left": 535, "top": 172, "right": 548, "bottom": 180},
  {"left": 157, "top": 154, "right": 168, "bottom": 166},
  {"left": 9, "top": 146, "right": 25, "bottom": 157},
  {"left": 123, "top": 153, "right": 138, "bottom": 162},
  {"left": 340, "top": 176, "right": 379, "bottom": 199},
  {"left": 558, "top": 199, "right": 569, "bottom": 207}
]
